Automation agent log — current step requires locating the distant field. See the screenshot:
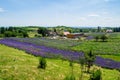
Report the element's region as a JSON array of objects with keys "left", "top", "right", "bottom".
[
  {"left": 72, "top": 32, "right": 120, "bottom": 55},
  {"left": 0, "top": 45, "right": 120, "bottom": 80},
  {"left": 71, "top": 41, "right": 120, "bottom": 55}
]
